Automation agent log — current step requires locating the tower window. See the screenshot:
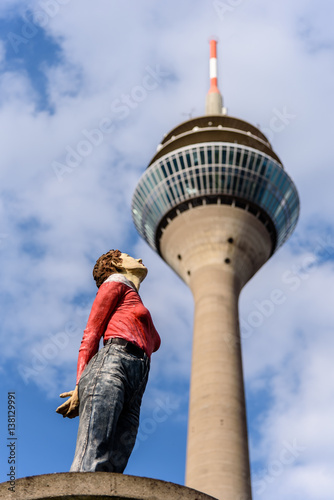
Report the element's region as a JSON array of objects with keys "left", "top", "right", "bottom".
[{"left": 207, "top": 148, "right": 212, "bottom": 164}]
